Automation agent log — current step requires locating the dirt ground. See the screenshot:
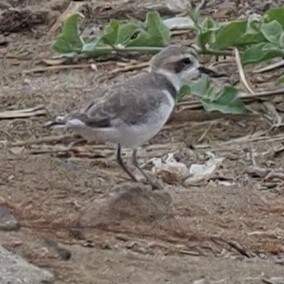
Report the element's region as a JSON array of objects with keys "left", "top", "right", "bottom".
[{"left": 1, "top": 0, "right": 284, "bottom": 283}]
